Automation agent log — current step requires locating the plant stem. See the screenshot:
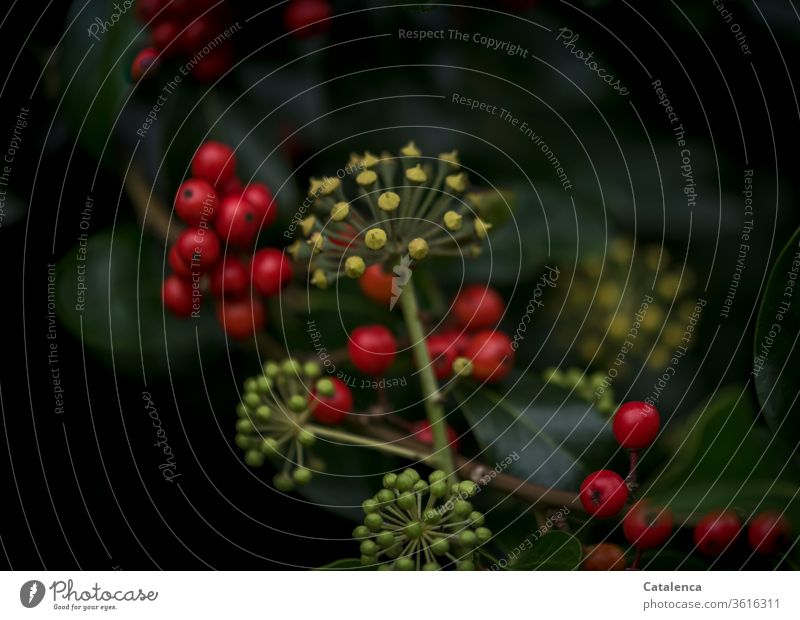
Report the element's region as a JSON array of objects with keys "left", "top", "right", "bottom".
[
  {"left": 398, "top": 276, "right": 456, "bottom": 477},
  {"left": 305, "top": 424, "right": 432, "bottom": 463}
]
